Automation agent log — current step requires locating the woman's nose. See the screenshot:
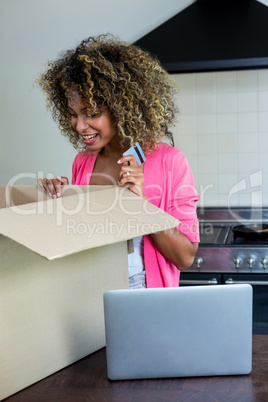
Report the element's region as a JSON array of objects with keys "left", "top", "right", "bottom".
[{"left": 76, "top": 116, "right": 89, "bottom": 132}]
